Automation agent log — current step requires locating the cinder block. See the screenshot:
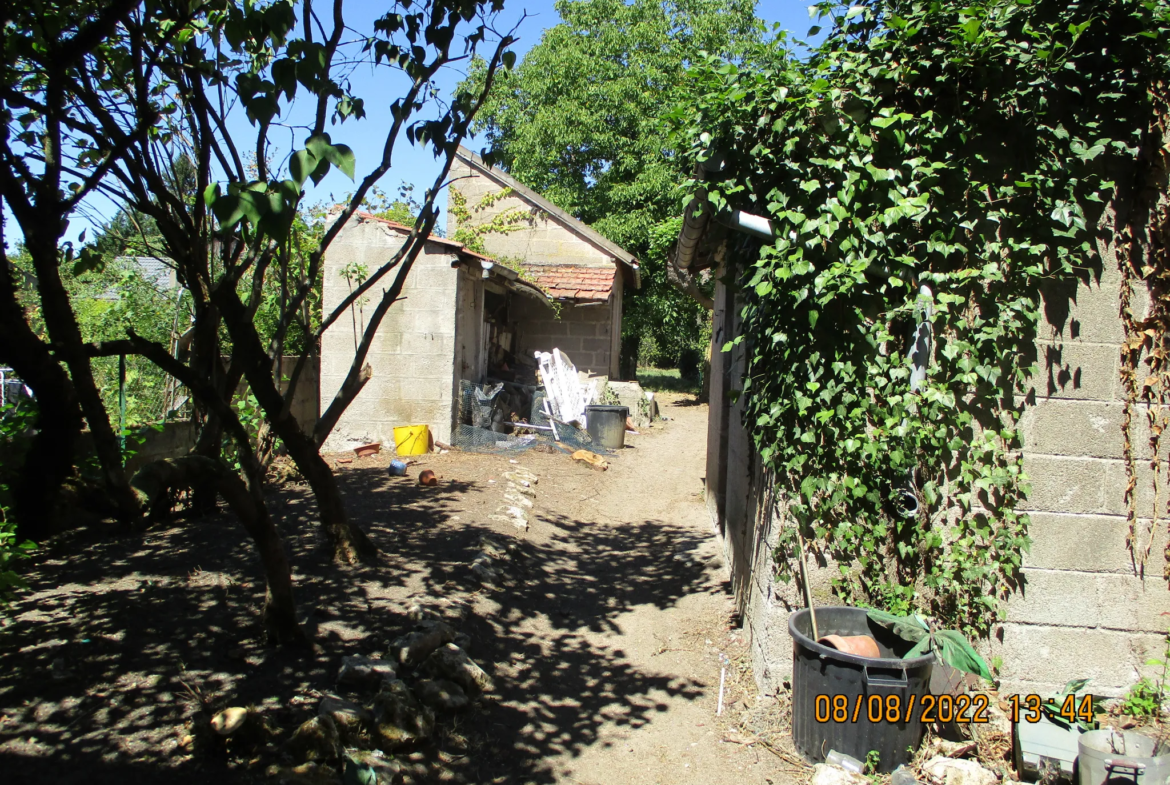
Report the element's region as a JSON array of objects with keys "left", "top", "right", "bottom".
[
  {"left": 410, "top": 309, "right": 456, "bottom": 336},
  {"left": 1101, "top": 459, "right": 1170, "bottom": 517},
  {"left": 1030, "top": 341, "right": 1119, "bottom": 401},
  {"left": 1021, "top": 455, "right": 1107, "bottom": 514},
  {"left": 988, "top": 623, "right": 1161, "bottom": 694},
  {"left": 1020, "top": 400, "right": 1125, "bottom": 460},
  {"left": 1025, "top": 512, "right": 1153, "bottom": 573},
  {"left": 1040, "top": 271, "right": 1125, "bottom": 344},
  {"left": 579, "top": 337, "right": 610, "bottom": 354},
  {"left": 1007, "top": 568, "right": 1102, "bottom": 627},
  {"left": 372, "top": 331, "right": 403, "bottom": 355},
  {"left": 365, "top": 377, "right": 400, "bottom": 402},
  {"left": 409, "top": 266, "right": 458, "bottom": 292},
  {"left": 400, "top": 378, "right": 445, "bottom": 402},
  {"left": 1095, "top": 572, "right": 1170, "bottom": 631}
]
